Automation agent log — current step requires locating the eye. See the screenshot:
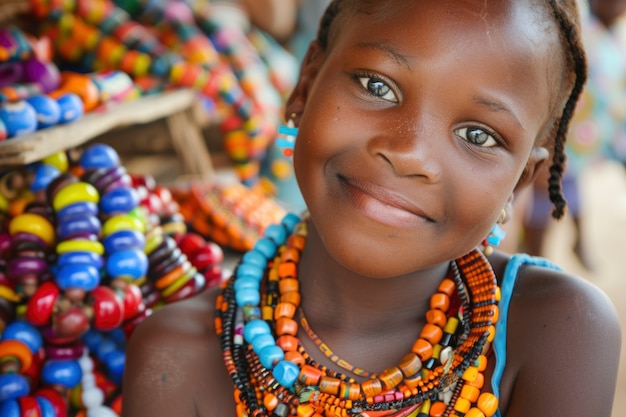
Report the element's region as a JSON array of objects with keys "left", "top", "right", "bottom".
[
  {"left": 455, "top": 127, "right": 498, "bottom": 147},
  {"left": 358, "top": 76, "right": 398, "bottom": 103}
]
